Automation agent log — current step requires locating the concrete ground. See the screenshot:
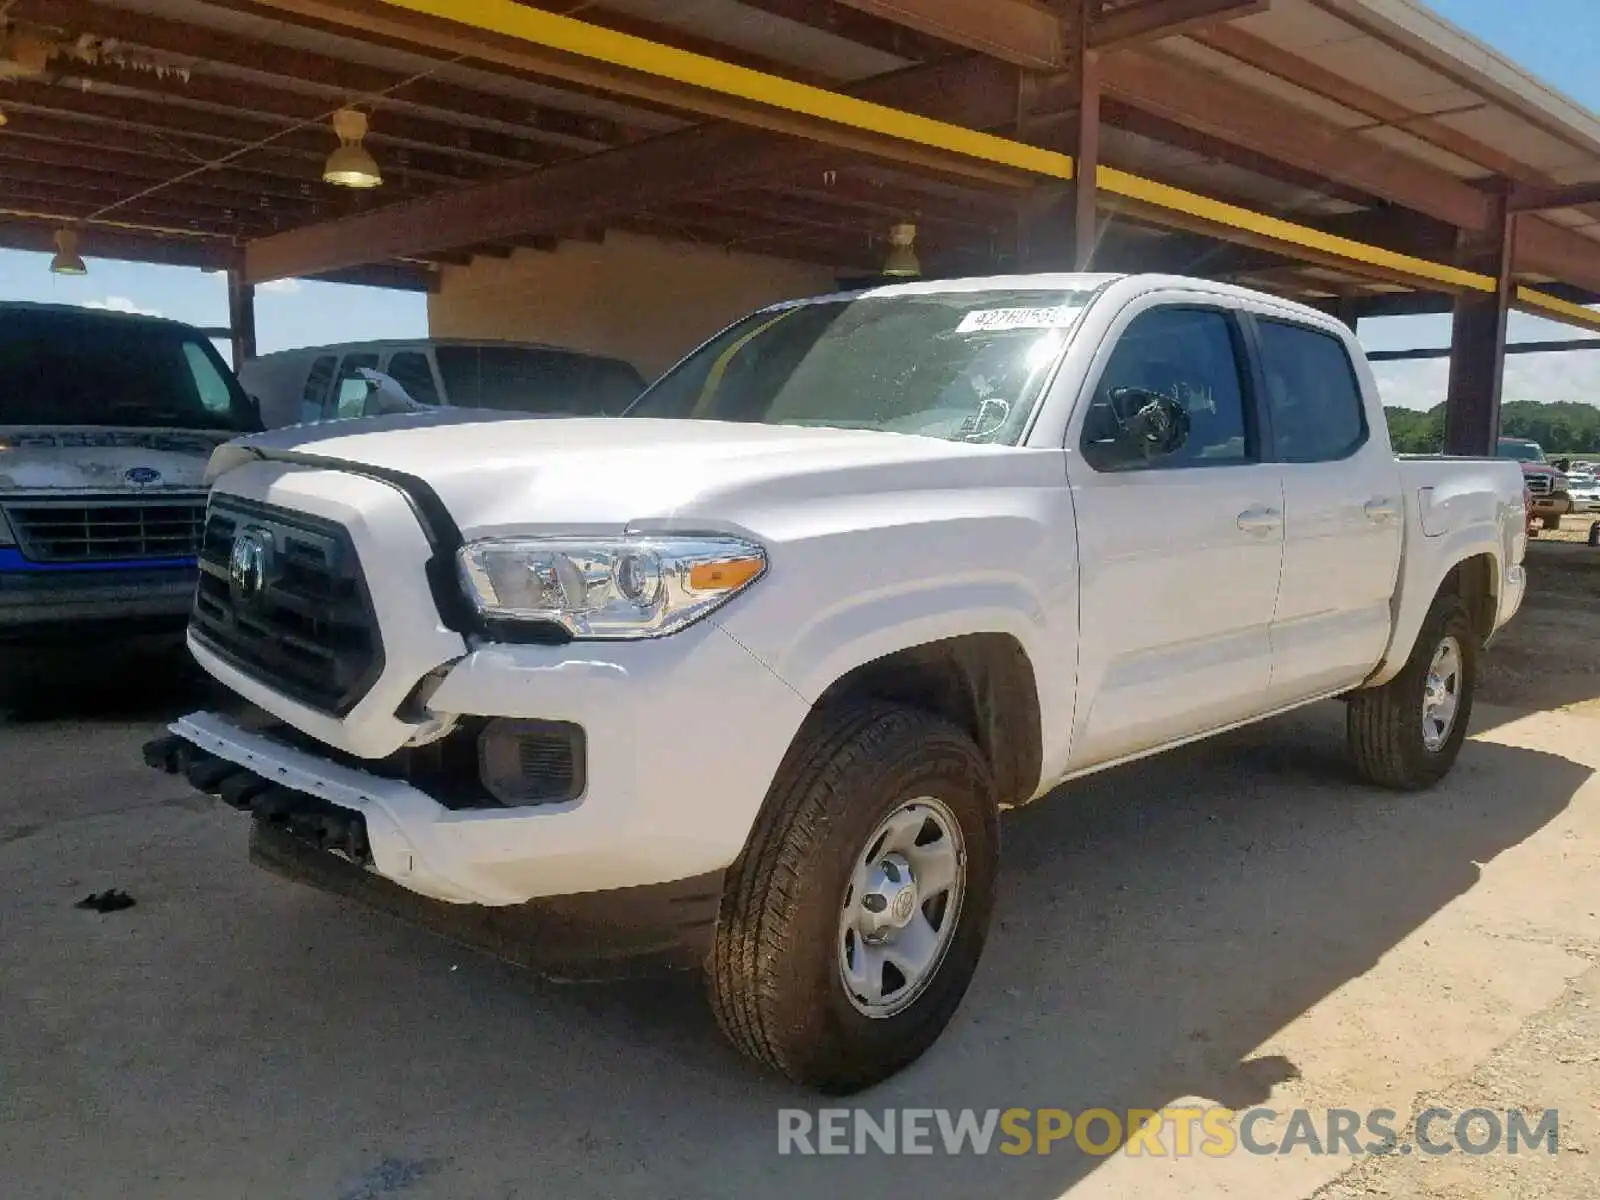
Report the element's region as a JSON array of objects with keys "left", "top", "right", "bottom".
[{"left": 3, "top": 544, "right": 1598, "bottom": 1200}]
